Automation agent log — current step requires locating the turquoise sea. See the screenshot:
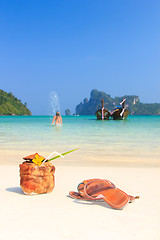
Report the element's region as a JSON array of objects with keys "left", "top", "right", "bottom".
[{"left": 0, "top": 115, "right": 160, "bottom": 166}]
